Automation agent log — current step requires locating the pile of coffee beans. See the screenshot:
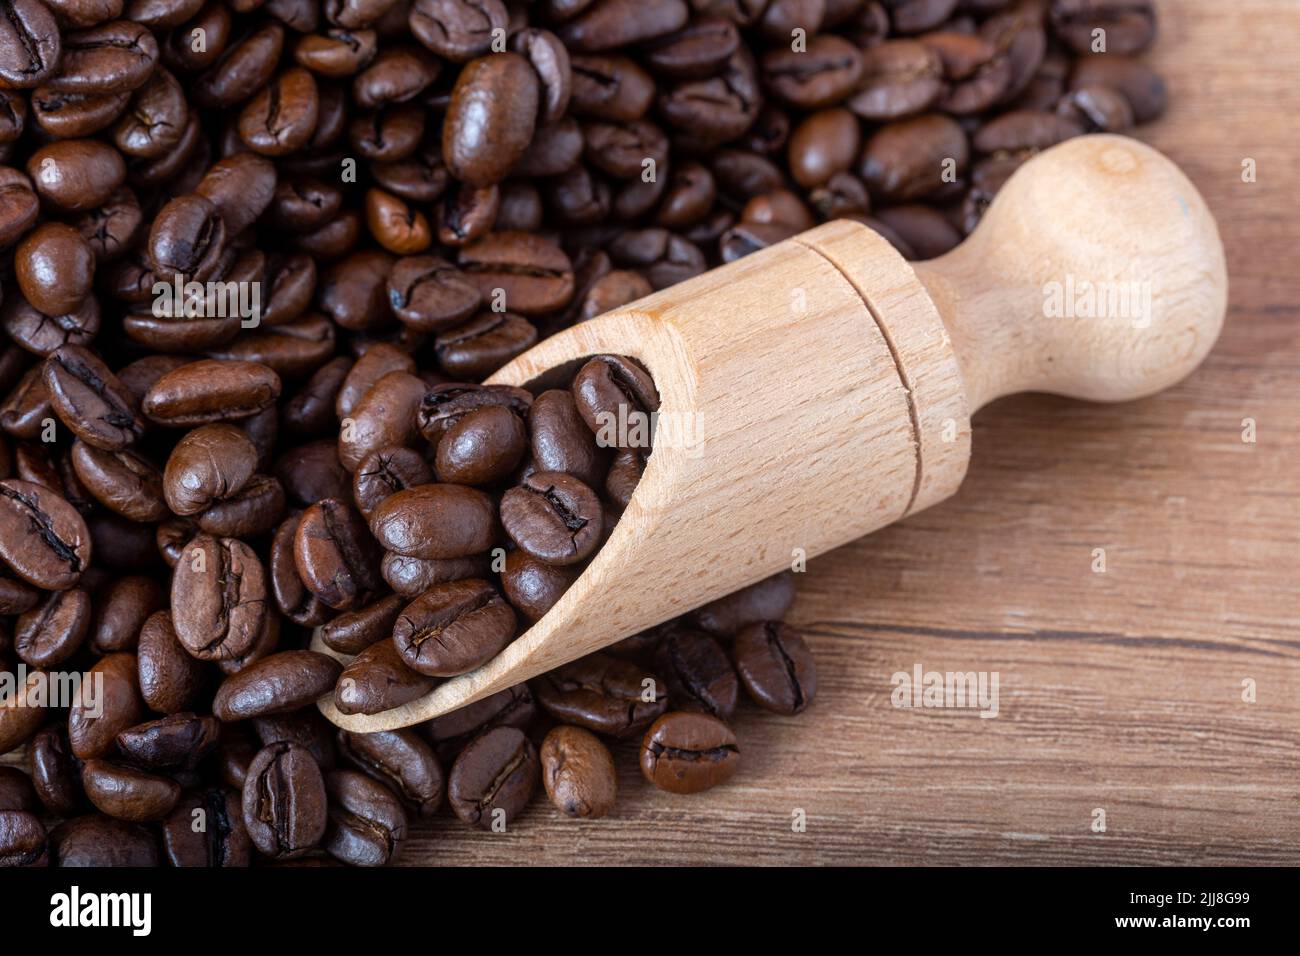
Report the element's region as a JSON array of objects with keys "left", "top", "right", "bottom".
[{"left": 0, "top": 0, "right": 1163, "bottom": 866}]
